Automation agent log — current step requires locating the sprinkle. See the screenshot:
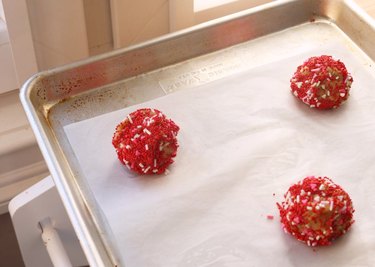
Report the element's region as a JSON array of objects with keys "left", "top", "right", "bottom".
[
  {"left": 311, "top": 68, "right": 320, "bottom": 72},
  {"left": 296, "top": 195, "right": 300, "bottom": 203},
  {"left": 127, "top": 114, "right": 133, "bottom": 124},
  {"left": 144, "top": 128, "right": 151, "bottom": 135},
  {"left": 329, "top": 201, "right": 334, "bottom": 211},
  {"left": 267, "top": 215, "right": 274, "bottom": 220},
  {"left": 306, "top": 206, "right": 313, "bottom": 211},
  {"left": 295, "top": 82, "right": 303, "bottom": 88},
  {"left": 340, "top": 92, "right": 345, "bottom": 97},
  {"left": 144, "top": 166, "right": 151, "bottom": 173},
  {"left": 154, "top": 159, "right": 157, "bottom": 167},
  {"left": 139, "top": 163, "right": 144, "bottom": 168},
  {"left": 125, "top": 145, "right": 131, "bottom": 150},
  {"left": 164, "top": 169, "right": 170, "bottom": 175},
  {"left": 319, "top": 184, "right": 325, "bottom": 191},
  {"left": 153, "top": 169, "right": 158, "bottom": 173},
  {"left": 145, "top": 144, "right": 149, "bottom": 150}
]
